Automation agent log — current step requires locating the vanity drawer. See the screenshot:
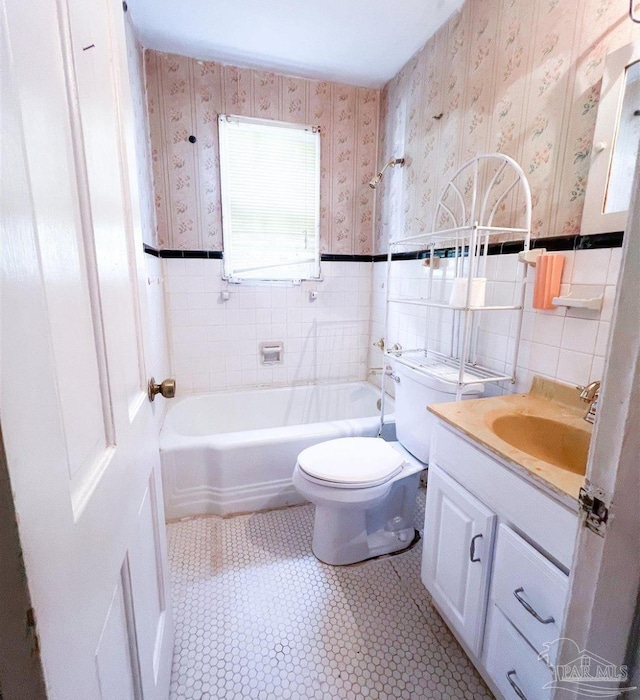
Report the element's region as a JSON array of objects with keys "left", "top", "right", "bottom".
[
  {"left": 491, "top": 524, "right": 568, "bottom": 664},
  {"left": 484, "top": 604, "right": 553, "bottom": 700}
]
